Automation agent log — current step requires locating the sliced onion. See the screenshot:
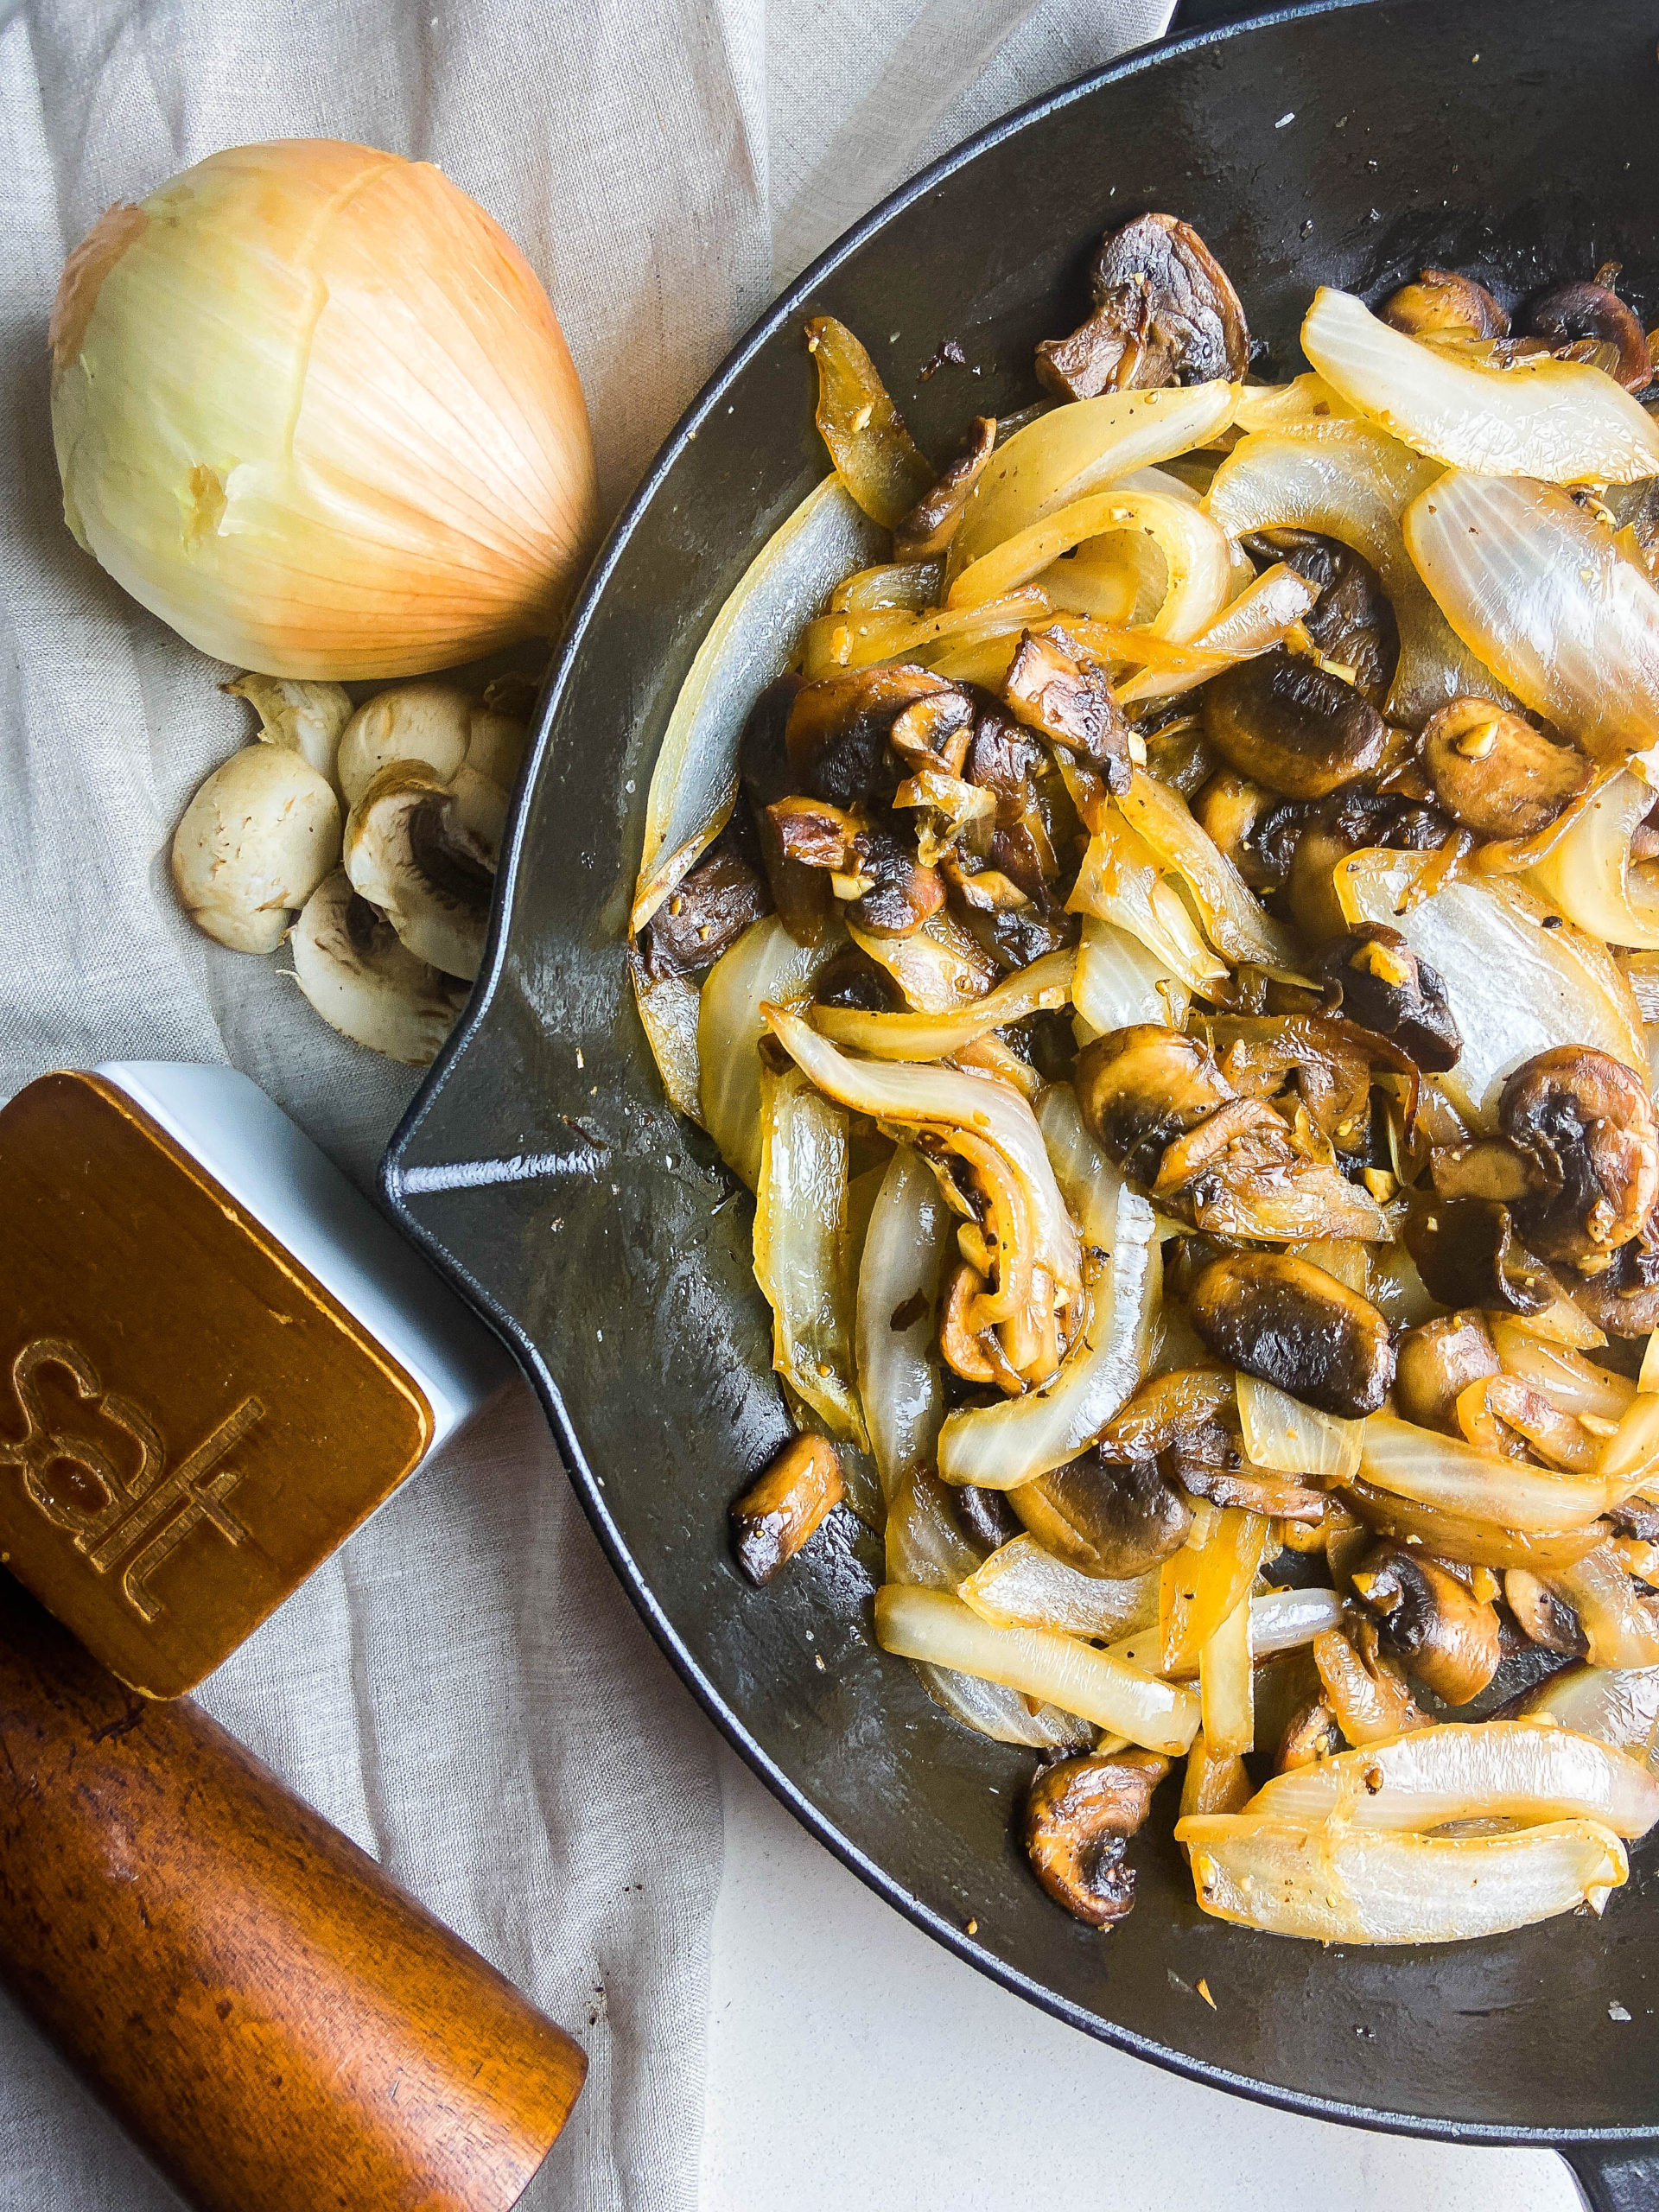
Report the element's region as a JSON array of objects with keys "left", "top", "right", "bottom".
[
  {"left": 937, "top": 1185, "right": 1157, "bottom": 1491},
  {"left": 1292, "top": 1237, "right": 1369, "bottom": 1294},
  {"left": 1303, "top": 285, "right": 1659, "bottom": 486},
  {"left": 753, "top": 1064, "right": 866, "bottom": 1447},
  {"left": 952, "top": 381, "right": 1238, "bottom": 574},
  {"left": 1403, "top": 474, "right": 1659, "bottom": 765},
  {"left": 831, "top": 561, "right": 943, "bottom": 613},
  {"left": 1034, "top": 1077, "right": 1165, "bottom": 1253},
  {"left": 766, "top": 1008, "right": 1082, "bottom": 1336},
  {"left": 1068, "top": 809, "right": 1229, "bottom": 995},
  {"left": 1236, "top": 1372, "right": 1363, "bottom": 1483},
  {"left": 1249, "top": 1585, "right": 1345, "bottom": 1657},
  {"left": 1335, "top": 849, "right": 1646, "bottom": 1128},
  {"left": 1516, "top": 1662, "right": 1659, "bottom": 1764},
  {"left": 949, "top": 489, "right": 1234, "bottom": 639},
  {"left": 1072, "top": 916, "right": 1190, "bottom": 1040},
  {"left": 1116, "top": 563, "right": 1320, "bottom": 706},
  {"left": 1548, "top": 1546, "right": 1659, "bottom": 1668},
  {"left": 1495, "top": 1298, "right": 1608, "bottom": 1354},
  {"left": 634, "top": 475, "right": 882, "bottom": 931},
  {"left": 1198, "top": 1594, "right": 1254, "bottom": 1758},
  {"left": 874, "top": 1585, "right": 1200, "bottom": 1754},
  {"left": 1358, "top": 1413, "right": 1616, "bottom": 1532},
  {"left": 1231, "top": 373, "right": 1356, "bottom": 432},
  {"left": 698, "top": 915, "right": 846, "bottom": 1185},
  {"left": 958, "top": 1535, "right": 1159, "bottom": 1637},
  {"left": 1116, "top": 771, "right": 1303, "bottom": 972},
  {"left": 1159, "top": 1504, "right": 1270, "bottom": 1675},
  {"left": 856, "top": 1146, "right": 951, "bottom": 1503},
  {"left": 1491, "top": 1320, "right": 1636, "bottom": 1423},
  {"left": 885, "top": 1476, "right": 1092, "bottom": 1749},
  {"left": 1178, "top": 1813, "right": 1627, "bottom": 1942},
  {"left": 817, "top": 586, "right": 1054, "bottom": 673},
  {"left": 630, "top": 960, "right": 702, "bottom": 1125},
  {"left": 849, "top": 912, "right": 998, "bottom": 1012},
  {"left": 1204, "top": 419, "right": 1509, "bottom": 724},
  {"left": 1344, "top": 1476, "right": 1611, "bottom": 1572},
  {"left": 813, "top": 948, "right": 1074, "bottom": 1059},
  {"left": 1247, "top": 1718, "right": 1659, "bottom": 1837}
]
